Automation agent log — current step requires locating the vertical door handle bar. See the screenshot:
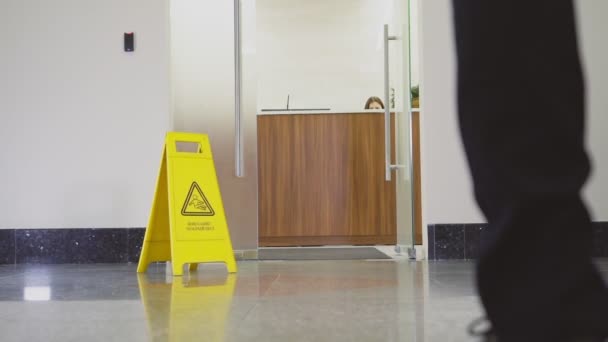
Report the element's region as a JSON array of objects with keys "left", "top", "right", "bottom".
[
  {"left": 234, "top": 0, "right": 244, "bottom": 178},
  {"left": 384, "top": 24, "right": 398, "bottom": 181}
]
